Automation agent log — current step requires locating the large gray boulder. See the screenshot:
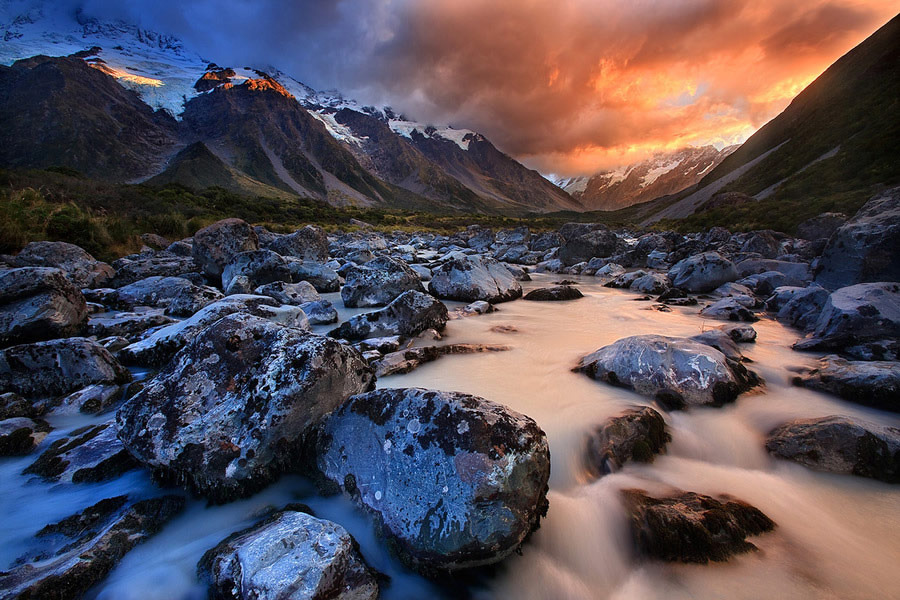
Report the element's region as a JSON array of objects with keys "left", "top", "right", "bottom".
[
  {"left": 315, "top": 388, "right": 550, "bottom": 573},
  {"left": 766, "top": 416, "right": 899, "bottom": 483},
  {"left": 576, "top": 335, "right": 759, "bottom": 408},
  {"left": 110, "top": 251, "right": 198, "bottom": 287},
  {"left": 794, "top": 282, "right": 900, "bottom": 359},
  {"left": 199, "top": 508, "right": 378, "bottom": 600},
  {"left": 668, "top": 252, "right": 738, "bottom": 293},
  {"left": 287, "top": 260, "right": 342, "bottom": 293},
  {"left": 265, "top": 225, "right": 329, "bottom": 262},
  {"left": 14, "top": 241, "right": 114, "bottom": 288},
  {"left": 428, "top": 254, "right": 522, "bottom": 303},
  {"left": 0, "top": 338, "right": 130, "bottom": 398},
  {"left": 165, "top": 283, "right": 224, "bottom": 317},
  {"left": 221, "top": 249, "right": 292, "bottom": 295},
  {"left": 117, "top": 314, "right": 374, "bottom": 501},
  {"left": 341, "top": 256, "right": 424, "bottom": 308},
  {"left": 329, "top": 290, "right": 448, "bottom": 341},
  {"left": 192, "top": 218, "right": 259, "bottom": 278},
  {"left": 558, "top": 227, "right": 618, "bottom": 266},
  {"left": 110, "top": 276, "right": 195, "bottom": 309},
  {"left": 0, "top": 267, "right": 88, "bottom": 348},
  {"left": 773, "top": 285, "right": 830, "bottom": 331},
  {"left": 120, "top": 294, "right": 308, "bottom": 367},
  {"left": 792, "top": 355, "right": 899, "bottom": 412},
  {"left": 815, "top": 187, "right": 900, "bottom": 290}
]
